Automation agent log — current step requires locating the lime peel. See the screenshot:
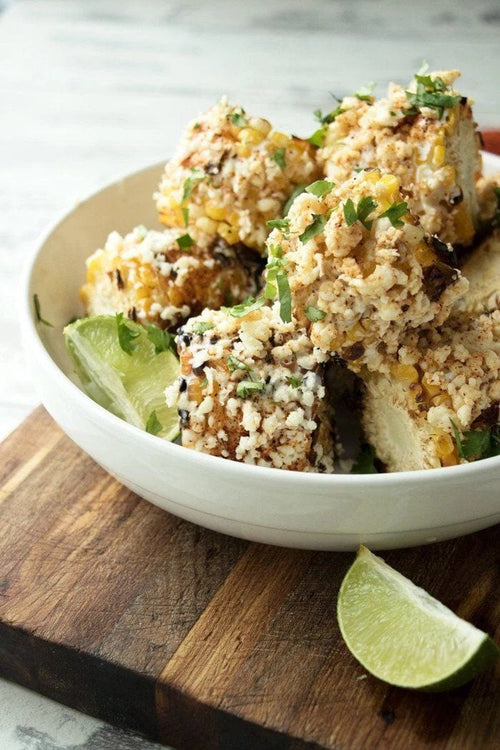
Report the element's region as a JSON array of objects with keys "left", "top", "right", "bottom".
[{"left": 337, "top": 545, "right": 499, "bottom": 692}]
